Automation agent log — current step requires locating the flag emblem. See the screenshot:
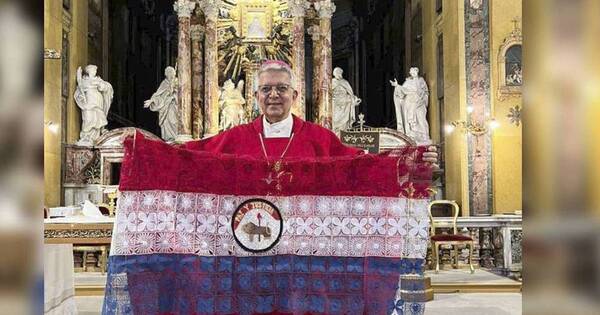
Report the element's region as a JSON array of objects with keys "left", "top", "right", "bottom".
[{"left": 232, "top": 198, "right": 283, "bottom": 253}]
